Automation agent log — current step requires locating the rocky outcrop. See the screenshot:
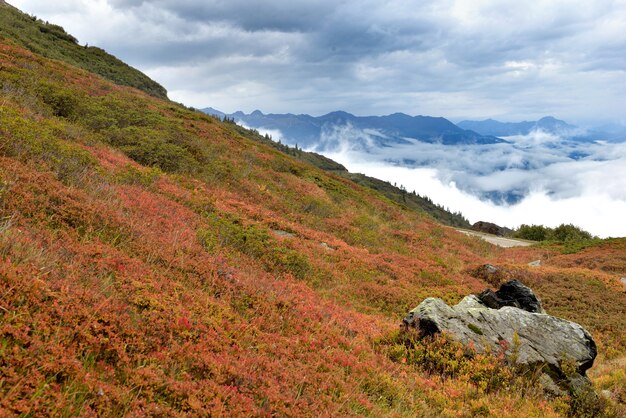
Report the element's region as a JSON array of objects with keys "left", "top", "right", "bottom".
[
  {"left": 471, "top": 221, "right": 511, "bottom": 237},
  {"left": 403, "top": 280, "right": 597, "bottom": 395}
]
